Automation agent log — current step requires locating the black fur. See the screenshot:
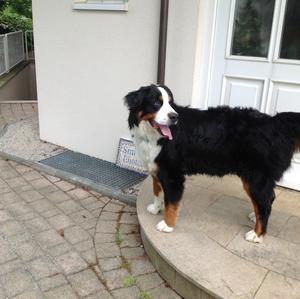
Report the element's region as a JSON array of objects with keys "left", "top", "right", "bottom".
[{"left": 125, "top": 85, "right": 300, "bottom": 235}]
